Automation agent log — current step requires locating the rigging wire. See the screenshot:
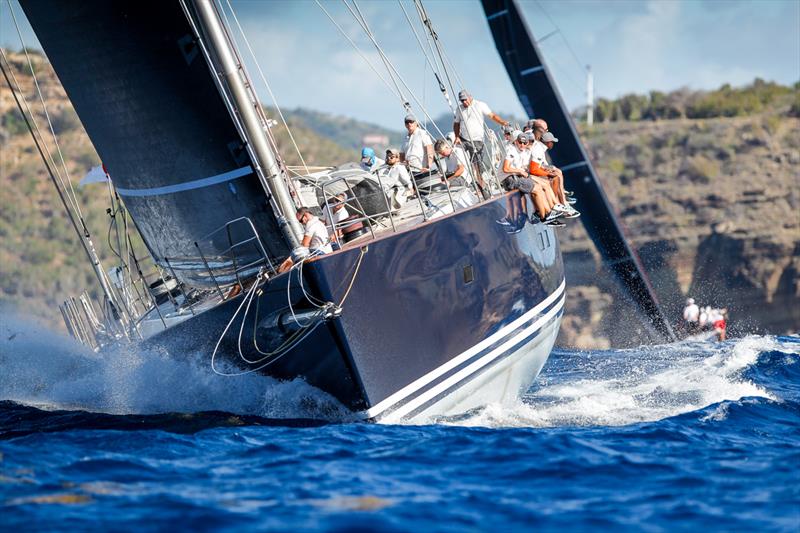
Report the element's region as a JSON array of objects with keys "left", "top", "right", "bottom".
[
  {"left": 219, "top": 0, "right": 311, "bottom": 176},
  {"left": 397, "top": 0, "right": 455, "bottom": 113},
  {"left": 330, "top": 0, "right": 449, "bottom": 139},
  {"left": 532, "top": 0, "right": 589, "bottom": 76},
  {"left": 6, "top": 0, "right": 87, "bottom": 228},
  {"left": 344, "top": 0, "right": 410, "bottom": 110},
  {"left": 314, "top": 0, "right": 406, "bottom": 106}
]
